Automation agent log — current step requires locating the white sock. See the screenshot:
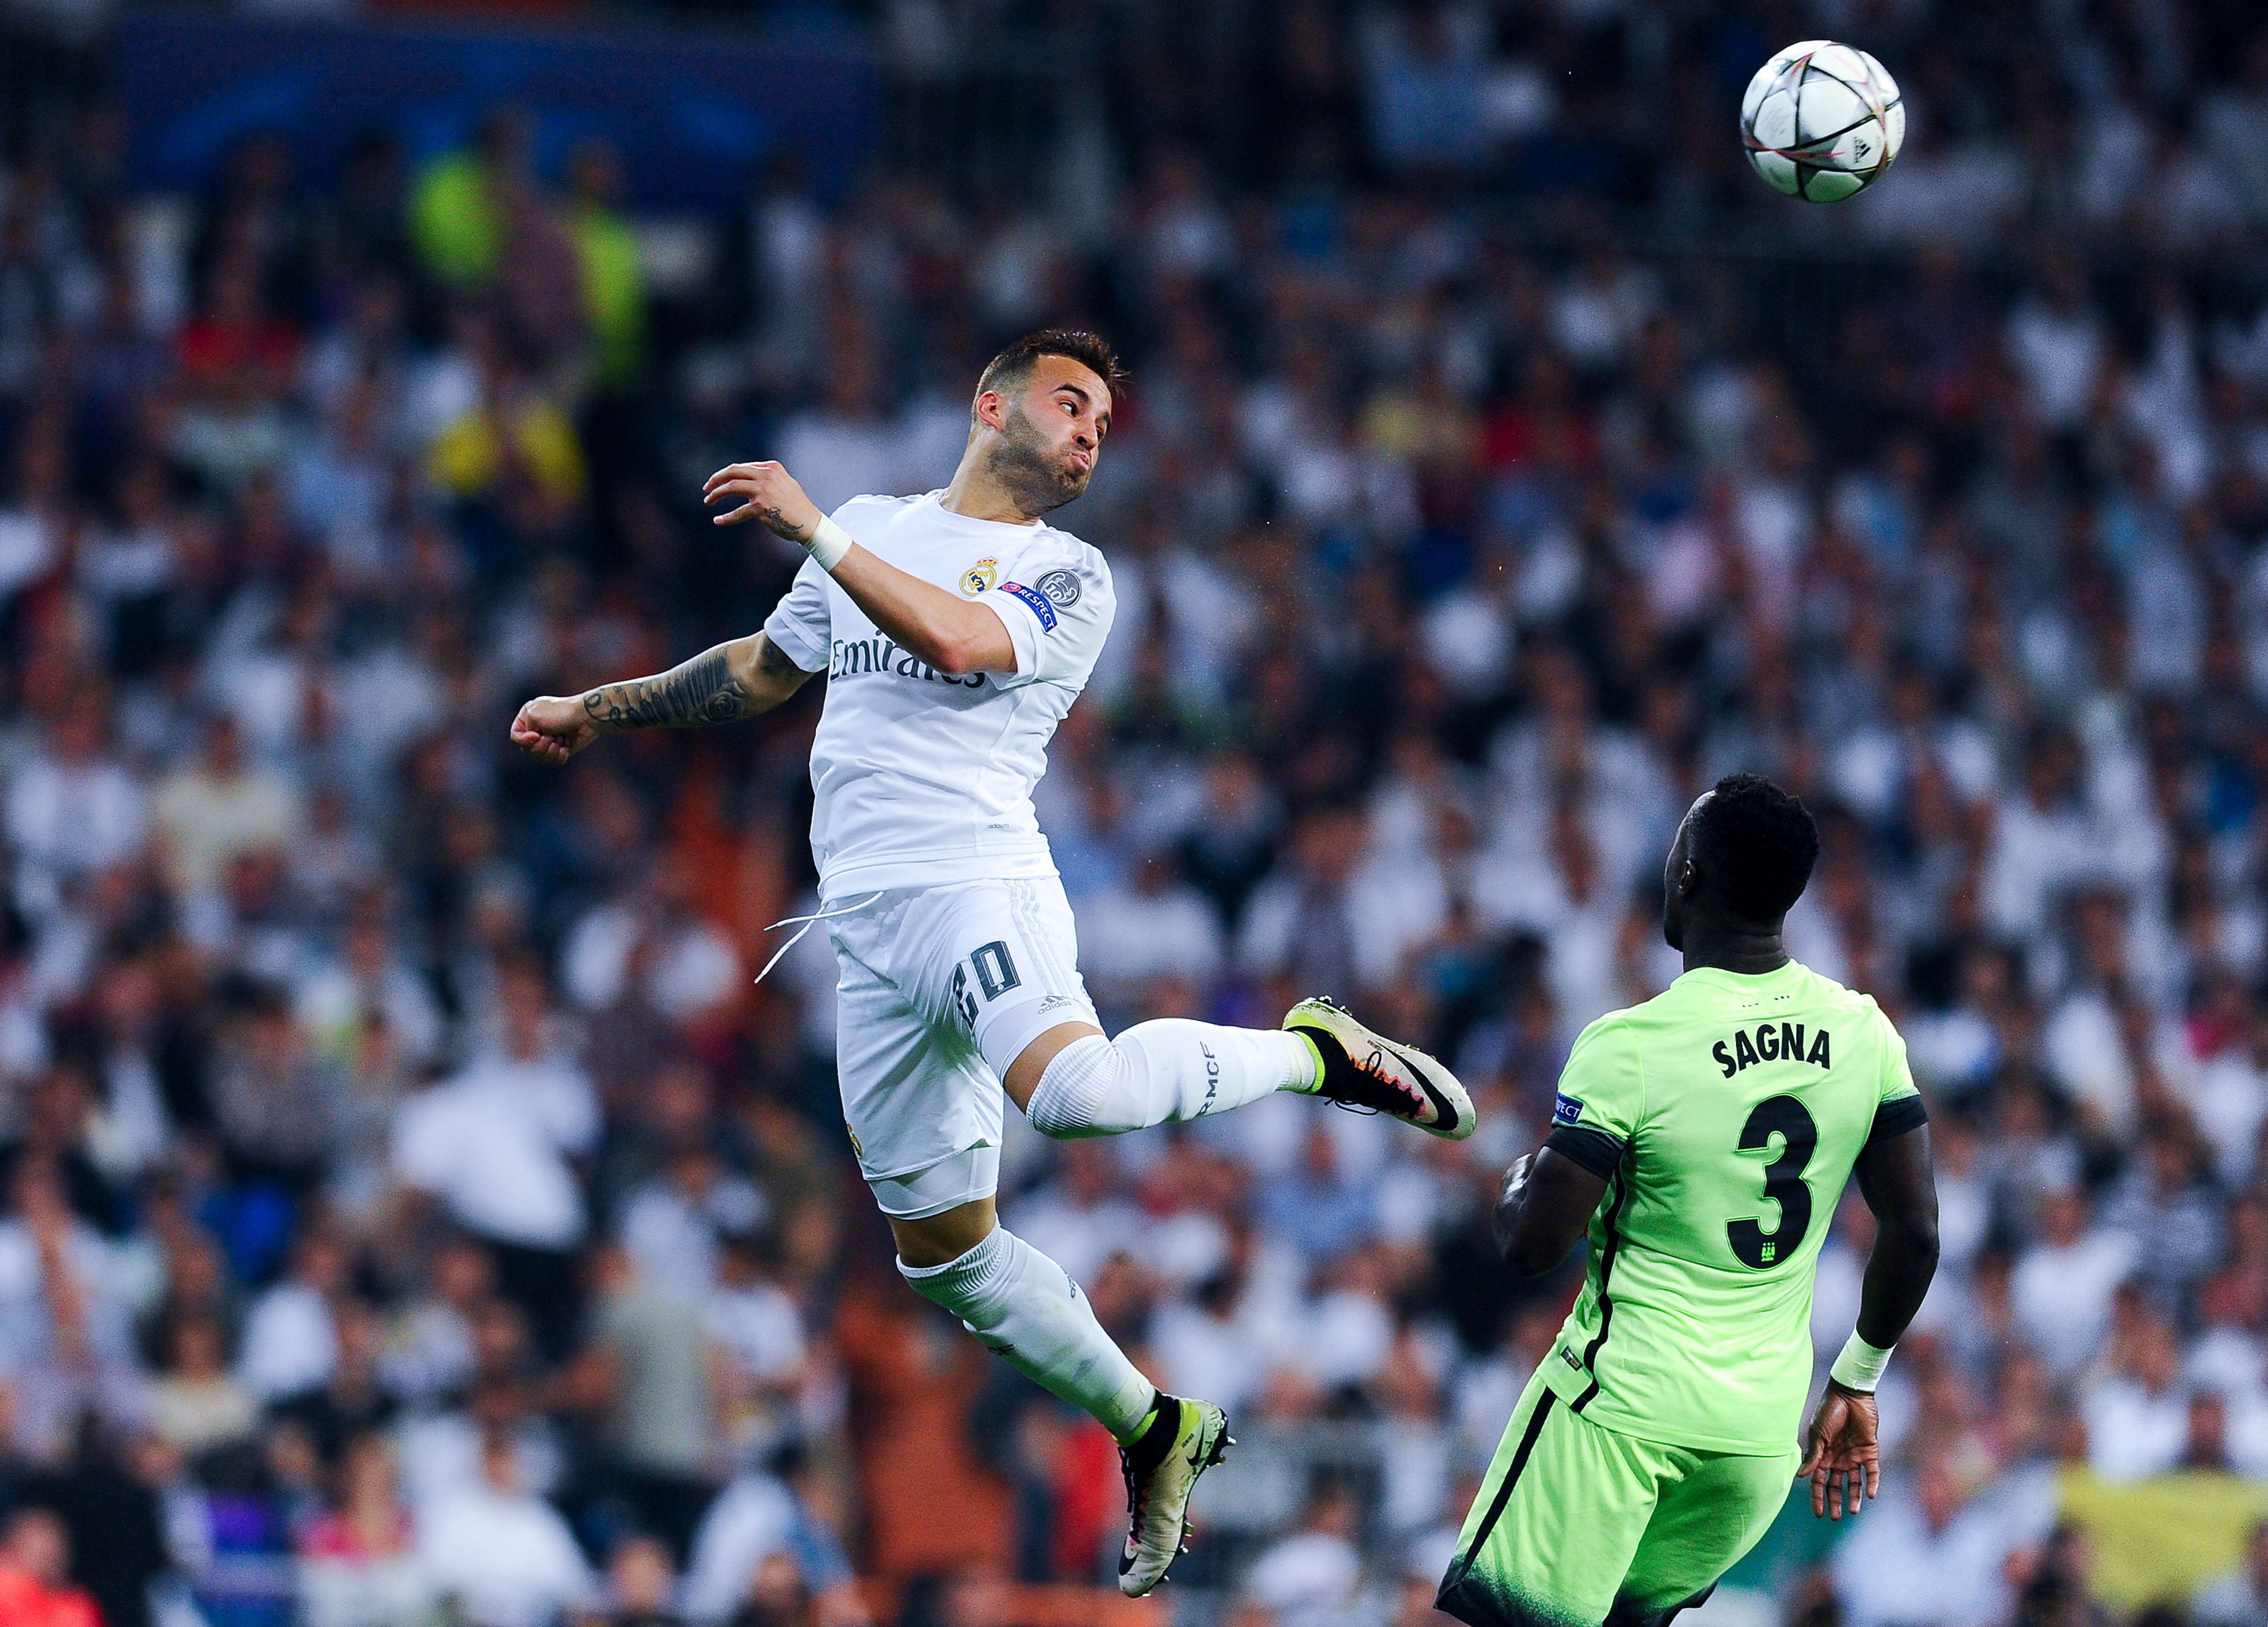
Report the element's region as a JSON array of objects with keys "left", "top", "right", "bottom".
[
  {"left": 898, "top": 1227, "right": 1157, "bottom": 1441},
  {"left": 1025, "top": 1021, "right": 1319, "bottom": 1139}
]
